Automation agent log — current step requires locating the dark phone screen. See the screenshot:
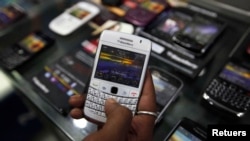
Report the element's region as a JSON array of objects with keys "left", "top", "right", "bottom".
[
  {"left": 172, "top": 15, "right": 224, "bottom": 54},
  {"left": 219, "top": 62, "right": 250, "bottom": 91},
  {"left": 94, "top": 45, "right": 146, "bottom": 88},
  {"left": 151, "top": 69, "right": 181, "bottom": 112},
  {"left": 178, "top": 16, "right": 221, "bottom": 48},
  {"left": 164, "top": 118, "right": 207, "bottom": 141},
  {"left": 165, "top": 125, "right": 203, "bottom": 141},
  {"left": 154, "top": 11, "right": 192, "bottom": 37}
]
